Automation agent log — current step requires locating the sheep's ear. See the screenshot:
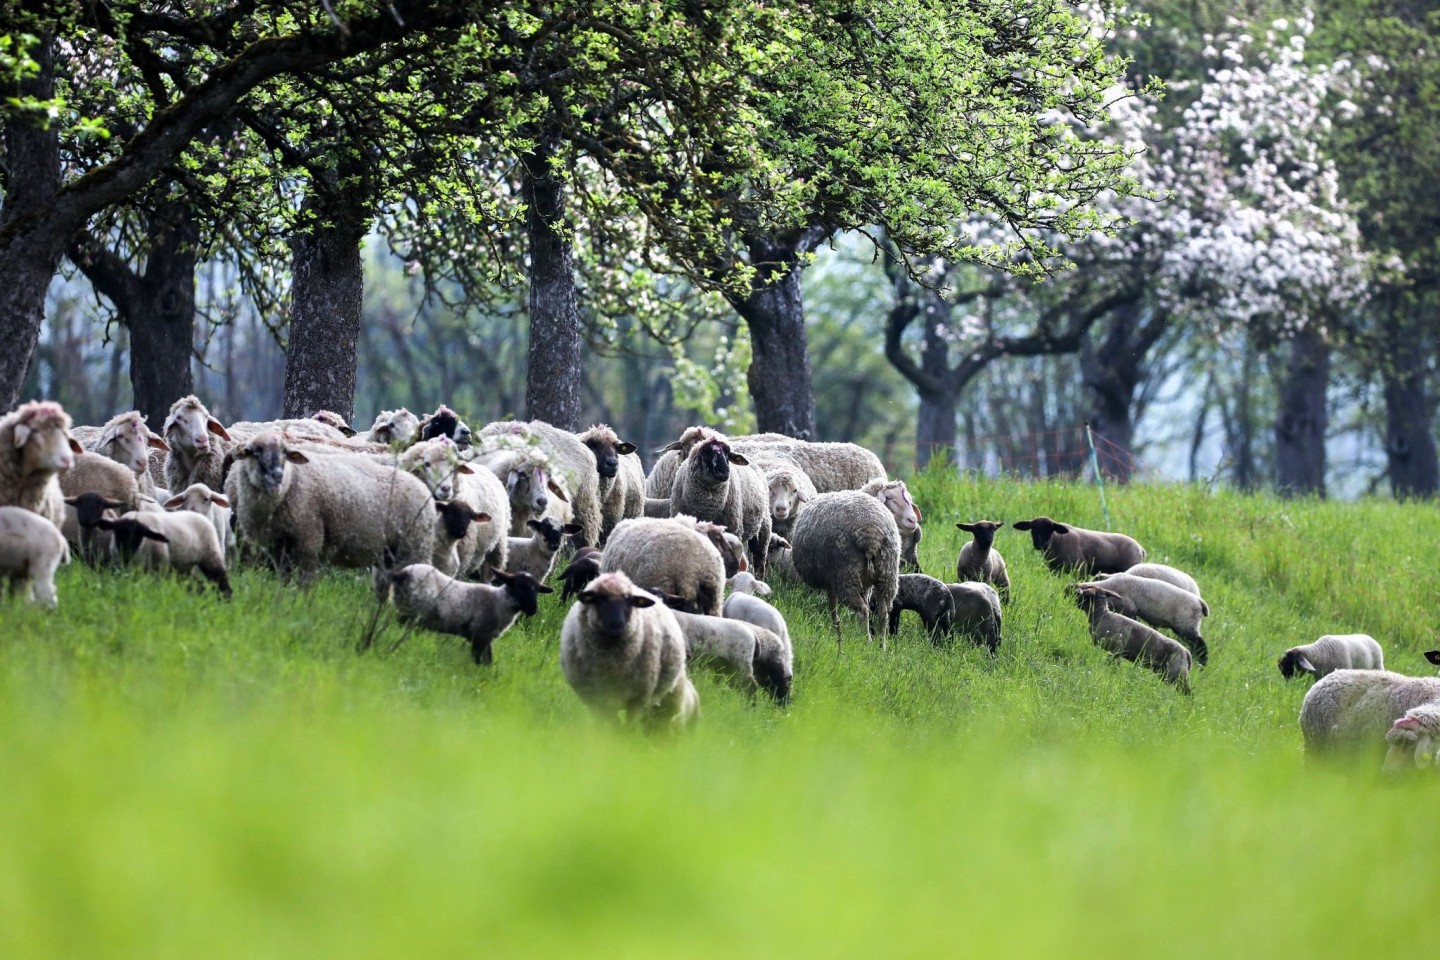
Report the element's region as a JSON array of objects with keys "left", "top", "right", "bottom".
[
  {"left": 94, "top": 518, "right": 116, "bottom": 531},
  {"left": 617, "top": 441, "right": 636, "bottom": 455},
  {"left": 64, "top": 496, "right": 80, "bottom": 506},
  {"left": 1012, "top": 520, "right": 1032, "bottom": 530},
  {"left": 956, "top": 522, "right": 974, "bottom": 532},
  {"left": 577, "top": 589, "right": 599, "bottom": 605},
  {"left": 147, "top": 435, "right": 170, "bottom": 451},
  {"left": 546, "top": 479, "right": 570, "bottom": 502},
  {"left": 754, "top": 579, "right": 773, "bottom": 596},
  {"left": 1051, "top": 523, "right": 1071, "bottom": 534},
  {"left": 1294, "top": 654, "right": 1317, "bottom": 674},
  {"left": 143, "top": 528, "right": 170, "bottom": 543},
  {"left": 163, "top": 495, "right": 185, "bottom": 509},
  {"left": 912, "top": 503, "right": 923, "bottom": 522},
  {"left": 658, "top": 441, "right": 683, "bottom": 453},
  {"left": 1425, "top": 650, "right": 1440, "bottom": 666},
  {"left": 206, "top": 419, "right": 232, "bottom": 441},
  {"left": 527, "top": 519, "right": 543, "bottom": 531},
  {"left": 628, "top": 594, "right": 656, "bottom": 608},
  {"left": 12, "top": 423, "right": 31, "bottom": 447},
  {"left": 994, "top": 521, "right": 1006, "bottom": 528},
  {"left": 284, "top": 450, "right": 309, "bottom": 464},
  {"left": 67, "top": 436, "right": 85, "bottom": 454},
  {"left": 795, "top": 490, "right": 809, "bottom": 503},
  {"left": 472, "top": 511, "right": 491, "bottom": 523},
  {"left": 562, "top": 523, "right": 583, "bottom": 535},
  {"left": 536, "top": 583, "right": 554, "bottom": 594},
  {"left": 339, "top": 425, "right": 357, "bottom": 437},
  {"left": 771, "top": 535, "right": 791, "bottom": 550},
  {"left": 210, "top": 494, "right": 229, "bottom": 508},
  {"left": 455, "top": 463, "right": 475, "bottom": 474},
  {"left": 726, "top": 452, "right": 750, "bottom": 466}
]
